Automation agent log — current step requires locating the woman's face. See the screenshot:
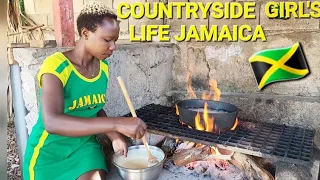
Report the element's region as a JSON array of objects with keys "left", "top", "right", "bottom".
[{"left": 84, "top": 18, "right": 120, "bottom": 60}]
